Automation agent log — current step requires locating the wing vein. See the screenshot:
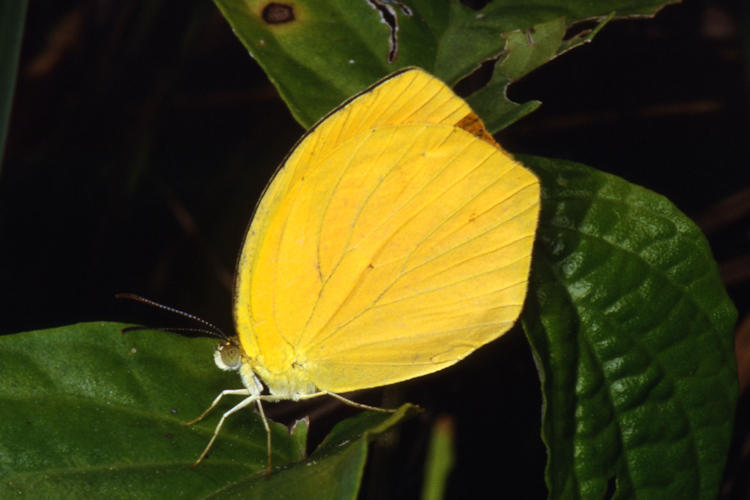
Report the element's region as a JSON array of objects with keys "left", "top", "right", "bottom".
[
  {"left": 300, "top": 128, "right": 425, "bottom": 335},
  {"left": 303, "top": 130, "right": 484, "bottom": 342},
  {"left": 307, "top": 249, "right": 532, "bottom": 353},
  {"left": 315, "top": 318, "right": 519, "bottom": 360}
]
